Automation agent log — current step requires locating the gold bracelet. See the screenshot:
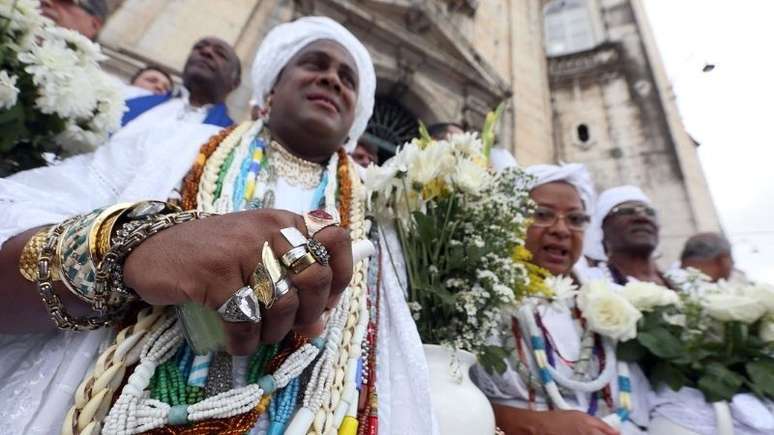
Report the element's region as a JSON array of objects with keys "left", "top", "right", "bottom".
[
  {"left": 87, "top": 203, "right": 132, "bottom": 264},
  {"left": 19, "top": 227, "right": 58, "bottom": 282}
]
